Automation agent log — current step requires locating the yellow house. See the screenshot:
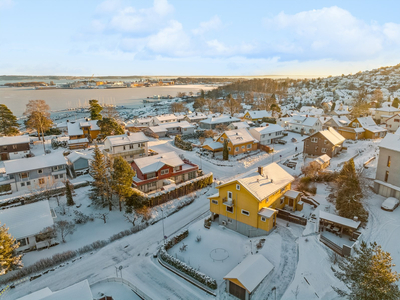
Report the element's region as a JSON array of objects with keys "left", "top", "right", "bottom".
[
  {"left": 337, "top": 117, "right": 387, "bottom": 140},
  {"left": 67, "top": 119, "right": 101, "bottom": 141},
  {"left": 209, "top": 163, "right": 302, "bottom": 237},
  {"left": 216, "top": 129, "right": 258, "bottom": 156},
  {"left": 243, "top": 110, "right": 272, "bottom": 122}
]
